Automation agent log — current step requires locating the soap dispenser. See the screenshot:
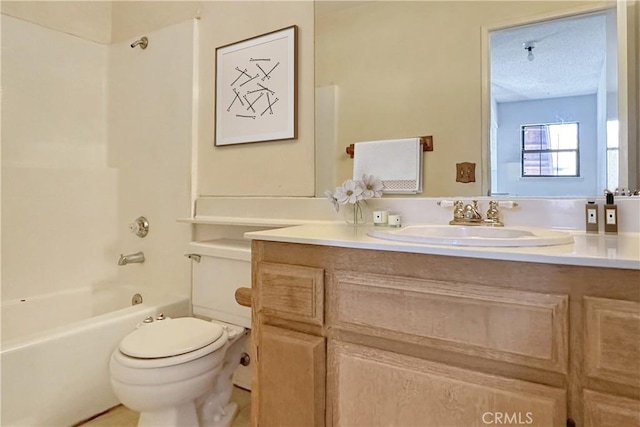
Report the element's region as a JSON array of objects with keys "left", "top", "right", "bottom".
[
  {"left": 585, "top": 201, "right": 599, "bottom": 233},
  {"left": 604, "top": 192, "right": 618, "bottom": 234}
]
